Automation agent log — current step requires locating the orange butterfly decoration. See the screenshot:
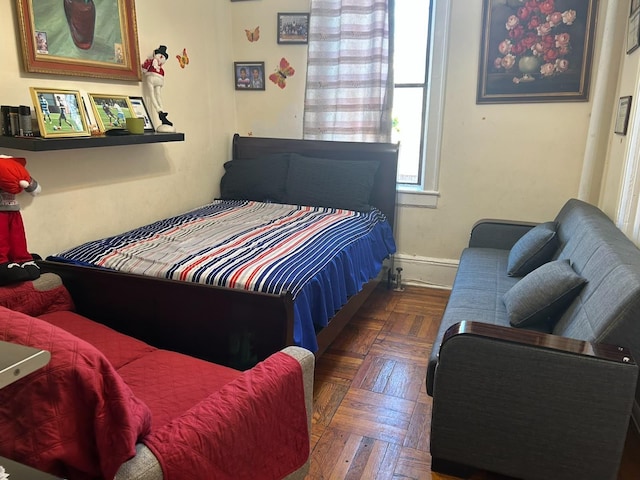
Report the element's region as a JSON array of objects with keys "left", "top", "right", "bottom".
[
  {"left": 269, "top": 58, "right": 295, "bottom": 89},
  {"left": 245, "top": 26, "right": 260, "bottom": 42},
  {"left": 176, "top": 48, "right": 189, "bottom": 68}
]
